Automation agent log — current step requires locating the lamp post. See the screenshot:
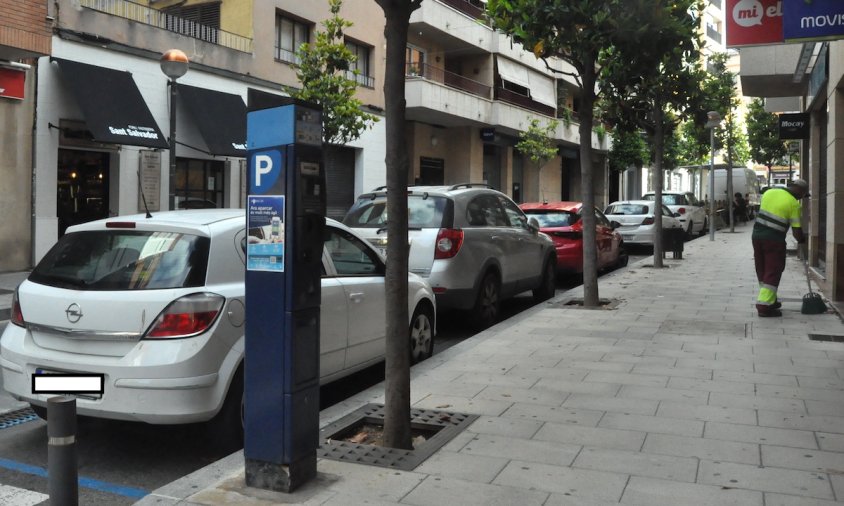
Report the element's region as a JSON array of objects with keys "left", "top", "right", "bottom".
[
  {"left": 705, "top": 111, "right": 721, "bottom": 241},
  {"left": 160, "top": 49, "right": 189, "bottom": 210}
]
